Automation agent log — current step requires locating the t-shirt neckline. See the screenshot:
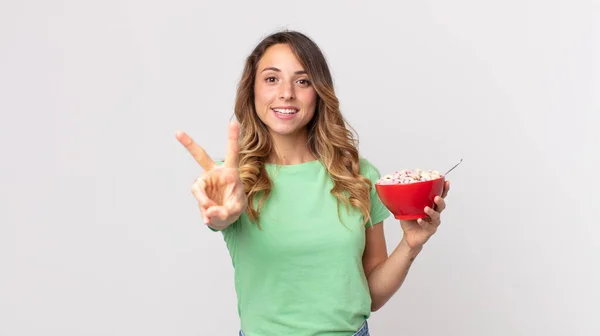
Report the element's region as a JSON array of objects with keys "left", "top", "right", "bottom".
[{"left": 264, "top": 159, "right": 323, "bottom": 172}]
